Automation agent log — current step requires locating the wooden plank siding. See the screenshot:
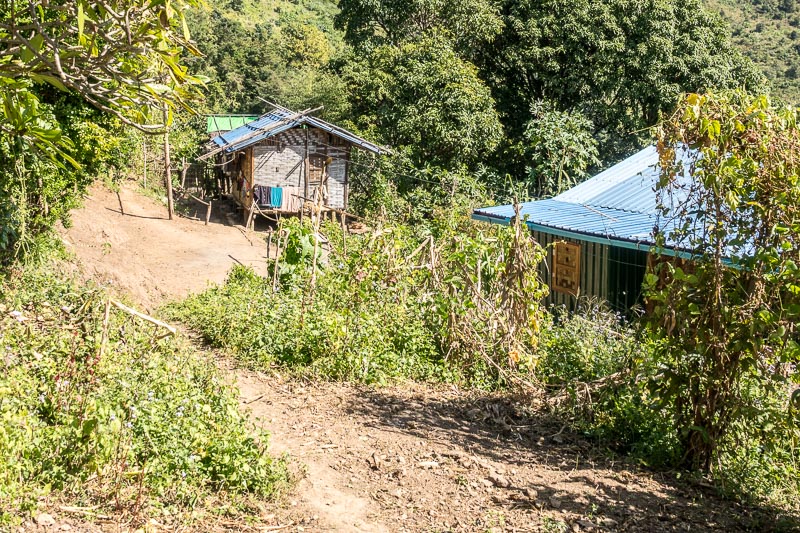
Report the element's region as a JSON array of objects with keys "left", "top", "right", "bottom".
[
  {"left": 250, "top": 129, "right": 350, "bottom": 210},
  {"left": 531, "top": 229, "right": 650, "bottom": 313},
  {"left": 531, "top": 230, "right": 610, "bottom": 311}
]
